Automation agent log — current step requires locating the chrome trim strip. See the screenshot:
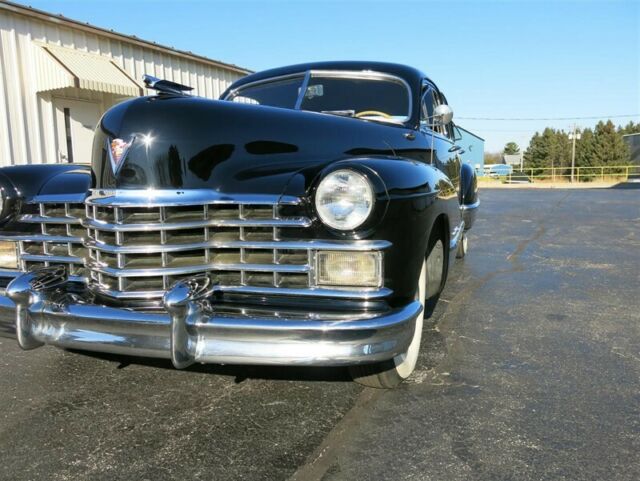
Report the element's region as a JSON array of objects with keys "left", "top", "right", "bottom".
[
  {"left": 89, "top": 283, "right": 393, "bottom": 300},
  {"left": 28, "top": 194, "right": 88, "bottom": 204},
  {"left": 460, "top": 199, "right": 480, "bottom": 211},
  {"left": 83, "top": 217, "right": 311, "bottom": 231},
  {"left": 19, "top": 215, "right": 82, "bottom": 225},
  {"left": 224, "top": 72, "right": 307, "bottom": 102},
  {"left": 294, "top": 70, "right": 312, "bottom": 110},
  {"left": 449, "top": 220, "right": 466, "bottom": 251},
  {"left": 85, "top": 239, "right": 391, "bottom": 254},
  {"left": 0, "top": 235, "right": 84, "bottom": 243},
  {"left": 21, "top": 254, "right": 84, "bottom": 264},
  {"left": 89, "top": 261, "right": 310, "bottom": 278},
  {"left": 86, "top": 189, "right": 302, "bottom": 207}
]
